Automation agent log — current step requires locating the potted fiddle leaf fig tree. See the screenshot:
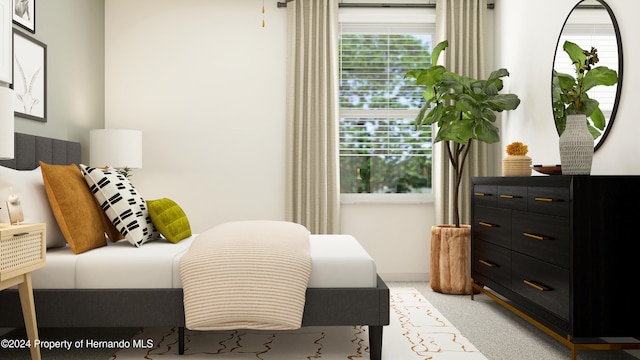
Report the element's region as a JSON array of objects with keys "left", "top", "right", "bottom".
[
  {"left": 404, "top": 40, "right": 521, "bottom": 228},
  {"left": 404, "top": 40, "right": 521, "bottom": 294}
]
